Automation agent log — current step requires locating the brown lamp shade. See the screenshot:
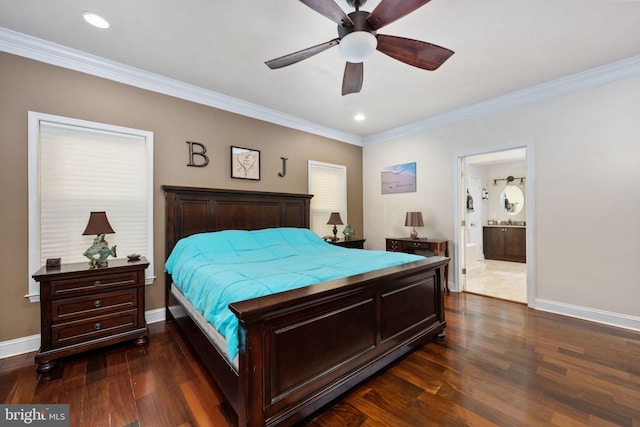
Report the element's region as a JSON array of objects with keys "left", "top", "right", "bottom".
[
  {"left": 82, "top": 211, "right": 115, "bottom": 235},
  {"left": 404, "top": 212, "right": 424, "bottom": 227},
  {"left": 327, "top": 212, "right": 344, "bottom": 225}
]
